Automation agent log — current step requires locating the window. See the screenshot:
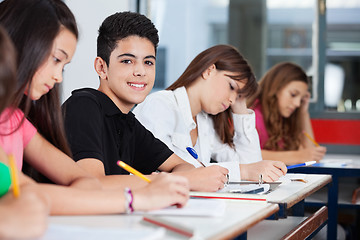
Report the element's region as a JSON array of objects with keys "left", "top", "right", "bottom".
[{"left": 139, "top": 0, "right": 360, "bottom": 153}]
